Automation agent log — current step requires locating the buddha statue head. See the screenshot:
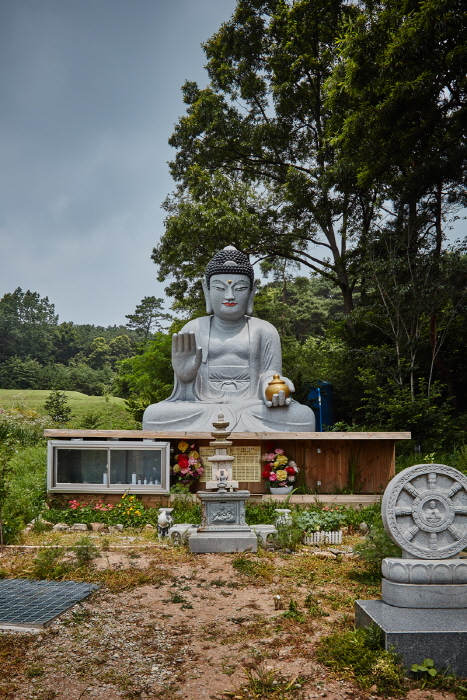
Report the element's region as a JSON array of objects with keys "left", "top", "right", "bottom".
[{"left": 202, "top": 246, "right": 256, "bottom": 321}]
